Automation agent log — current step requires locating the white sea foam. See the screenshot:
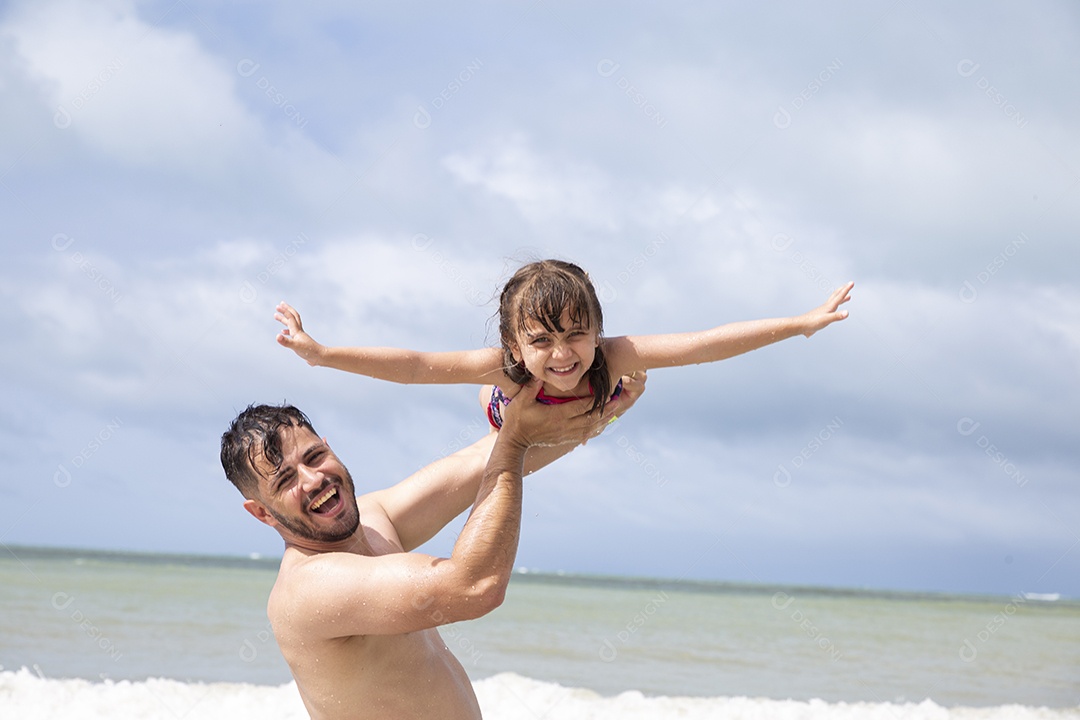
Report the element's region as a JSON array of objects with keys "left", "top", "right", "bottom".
[
  {"left": 0, "top": 668, "right": 307, "bottom": 720},
  {"left": 1, "top": 669, "right": 1075, "bottom": 720}
]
